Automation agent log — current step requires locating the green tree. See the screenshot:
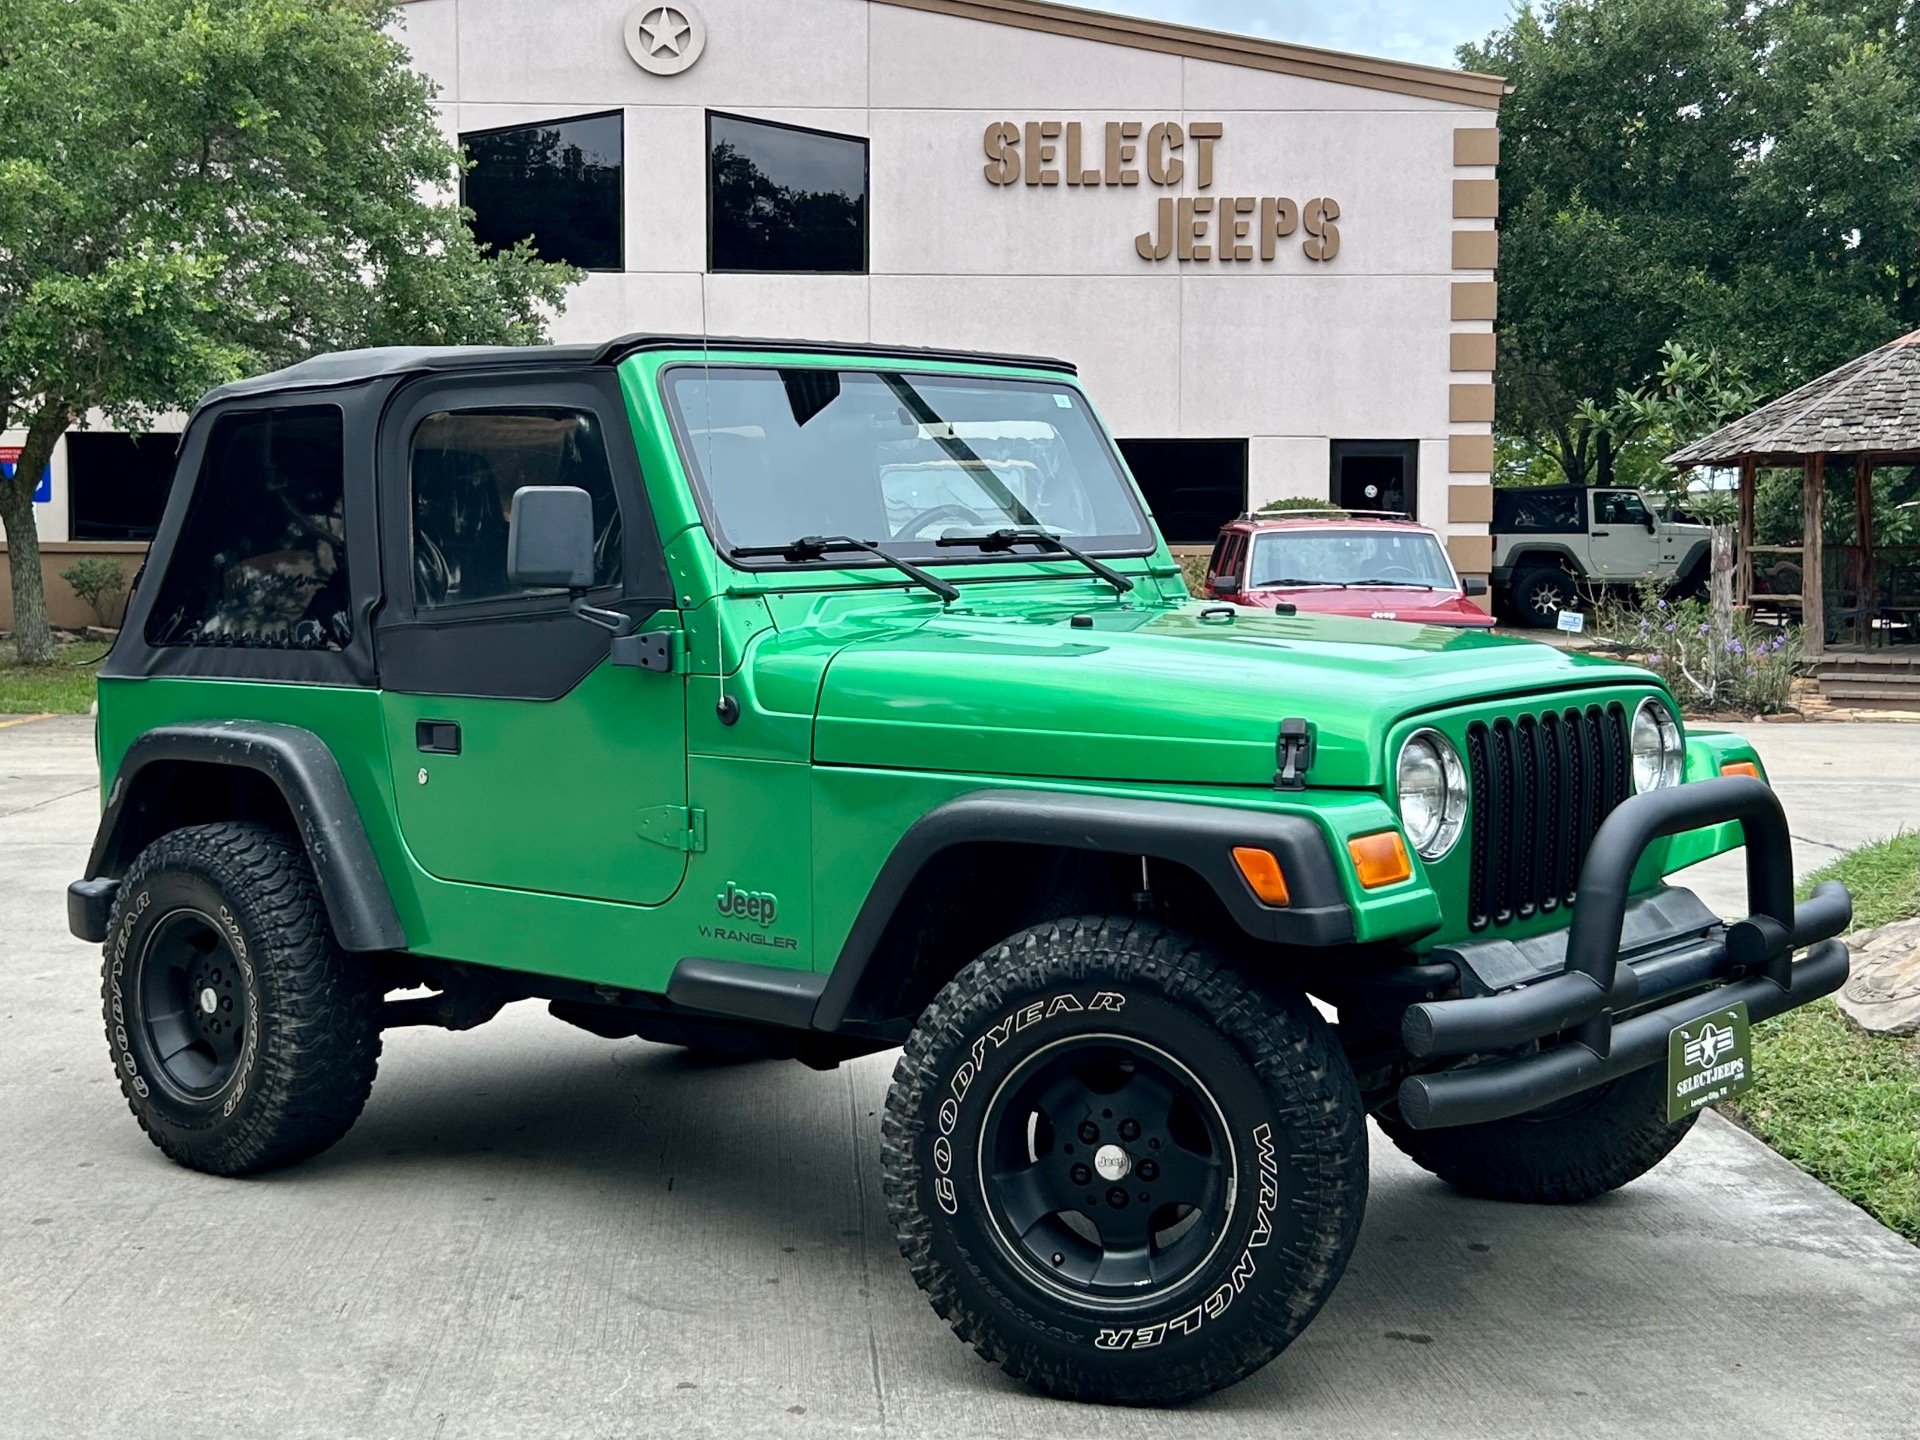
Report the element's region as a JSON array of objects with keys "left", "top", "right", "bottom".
[
  {"left": 0, "top": 0, "right": 576, "bottom": 662},
  {"left": 1462, "top": 0, "right": 1919, "bottom": 487}
]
